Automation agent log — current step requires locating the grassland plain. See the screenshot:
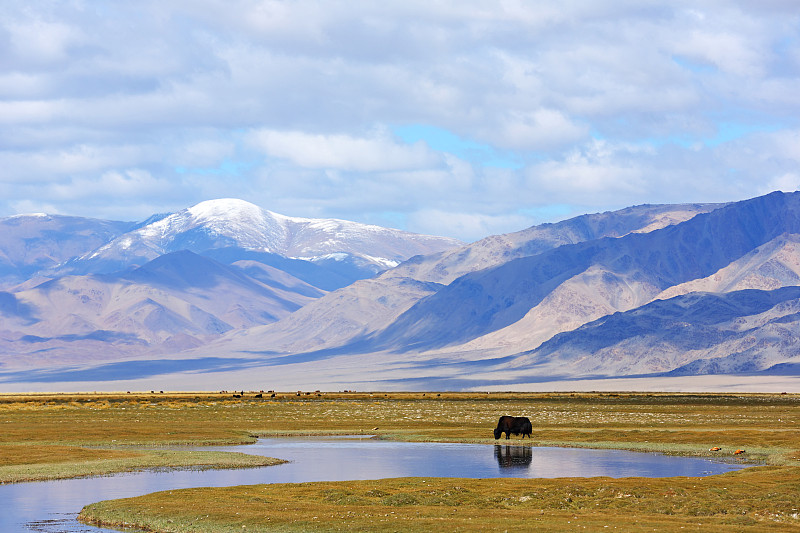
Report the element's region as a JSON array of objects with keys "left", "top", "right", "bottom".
[{"left": 2, "top": 391, "right": 800, "bottom": 531}]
